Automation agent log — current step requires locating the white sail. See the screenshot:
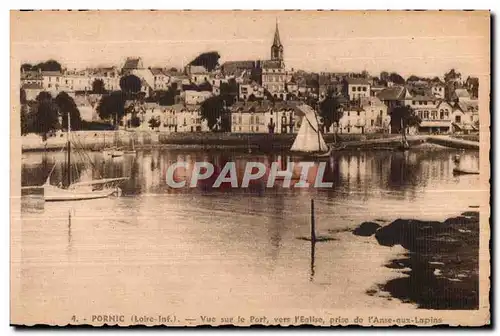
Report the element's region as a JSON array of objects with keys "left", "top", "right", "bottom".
[{"left": 290, "top": 104, "right": 328, "bottom": 153}]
